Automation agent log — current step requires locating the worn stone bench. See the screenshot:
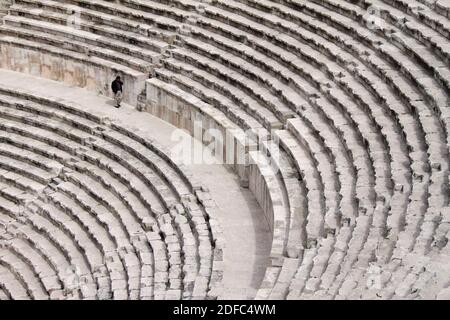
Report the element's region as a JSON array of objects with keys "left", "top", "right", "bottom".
[
  {"left": 415, "top": 0, "right": 450, "bottom": 18},
  {"left": 0, "top": 36, "right": 147, "bottom": 106},
  {"left": 0, "top": 0, "right": 448, "bottom": 301},
  {"left": 0, "top": 84, "right": 223, "bottom": 300},
  {"left": 0, "top": 260, "right": 33, "bottom": 300}
]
